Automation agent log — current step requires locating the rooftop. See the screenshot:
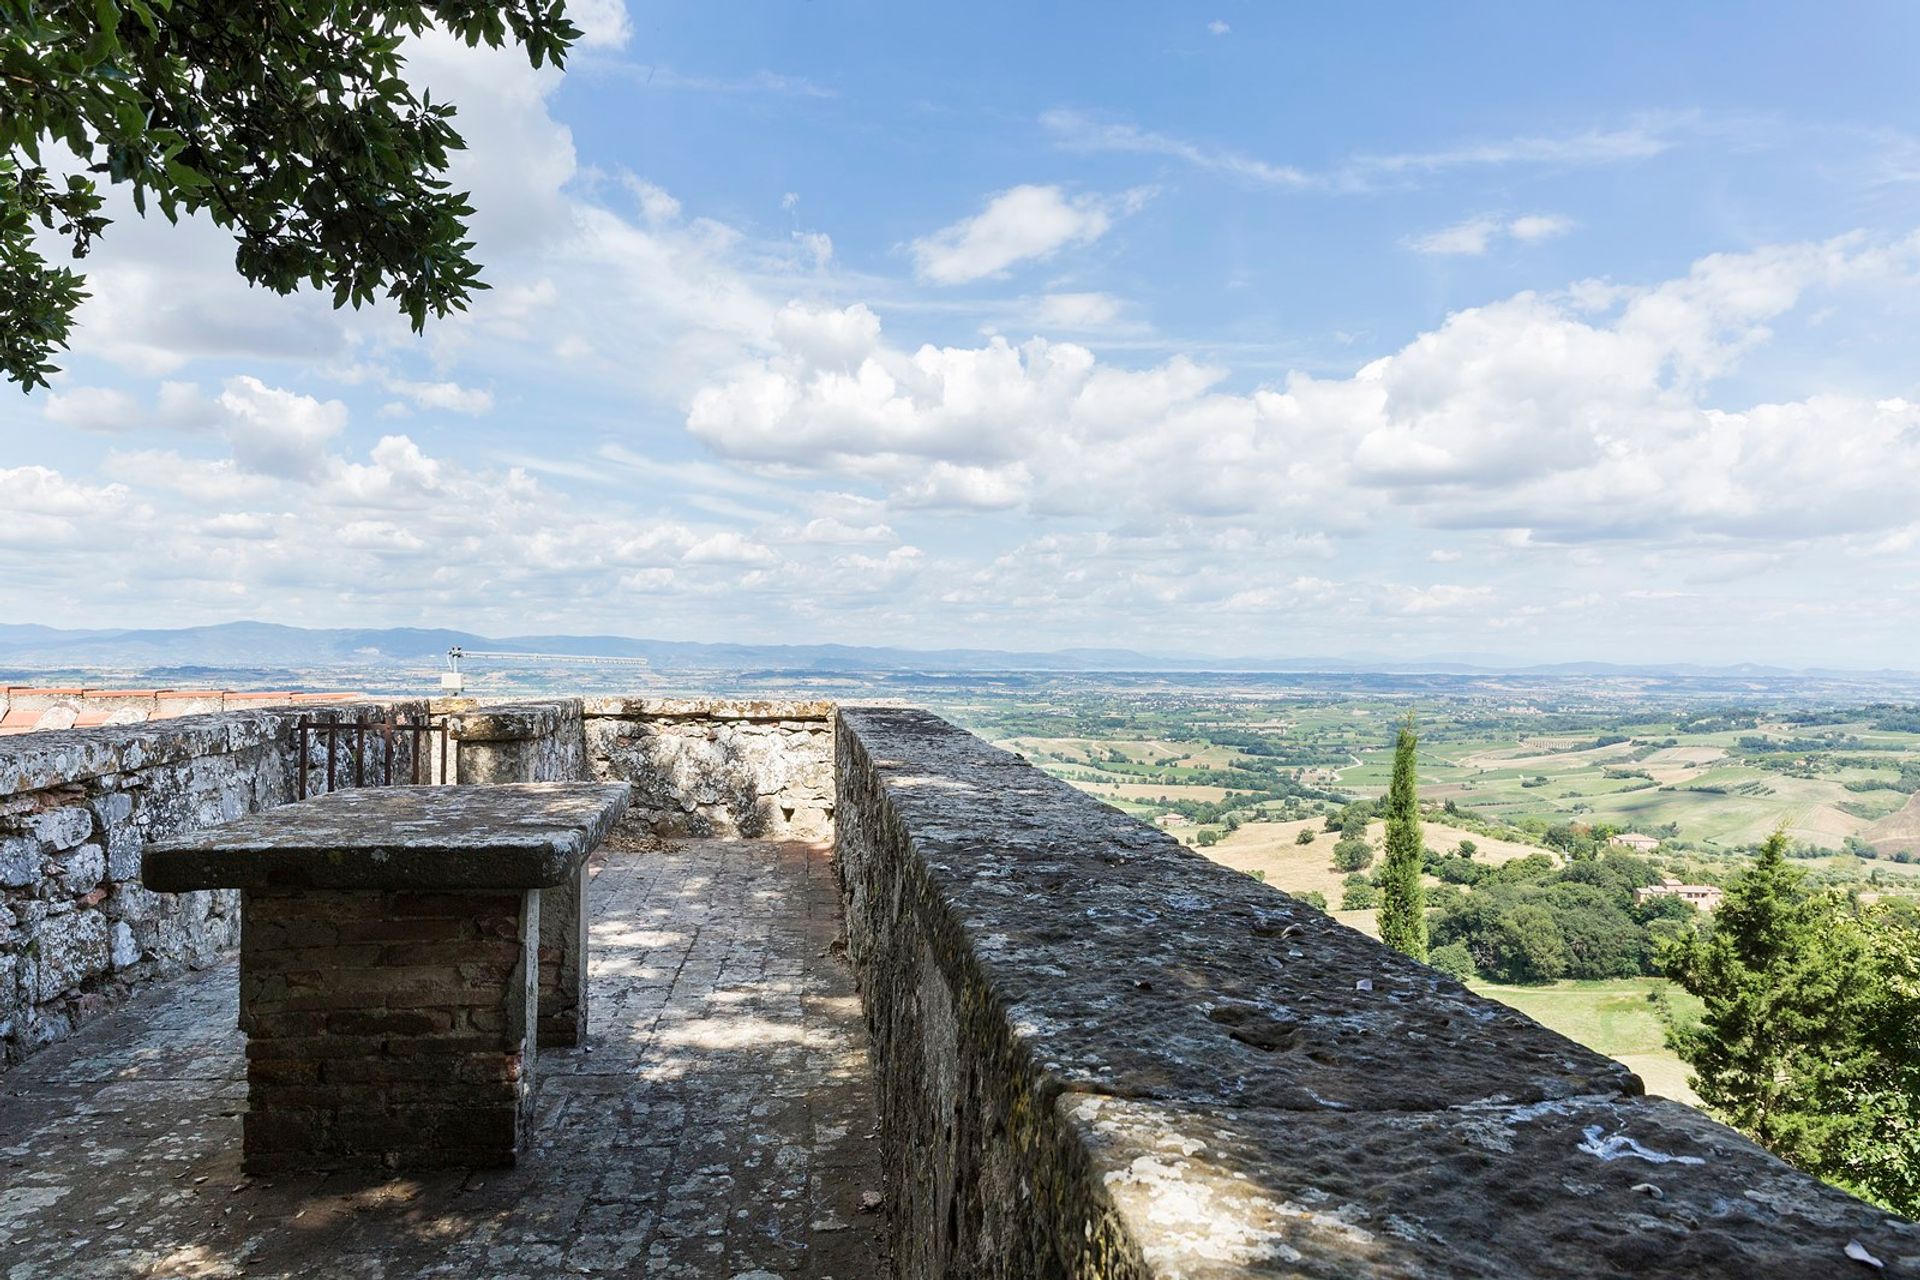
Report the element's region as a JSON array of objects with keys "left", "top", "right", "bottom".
[{"left": 0, "top": 832, "right": 889, "bottom": 1276}]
